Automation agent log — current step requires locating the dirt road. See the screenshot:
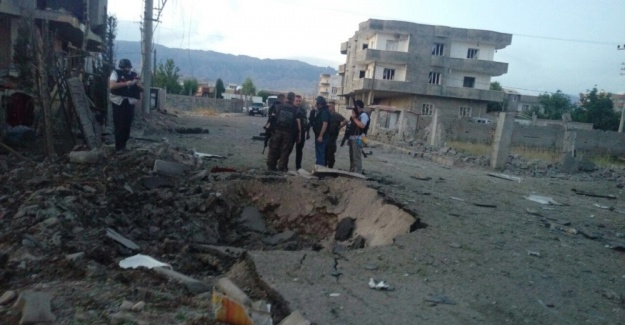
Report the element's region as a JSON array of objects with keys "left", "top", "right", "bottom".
[{"left": 167, "top": 112, "right": 625, "bottom": 324}]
